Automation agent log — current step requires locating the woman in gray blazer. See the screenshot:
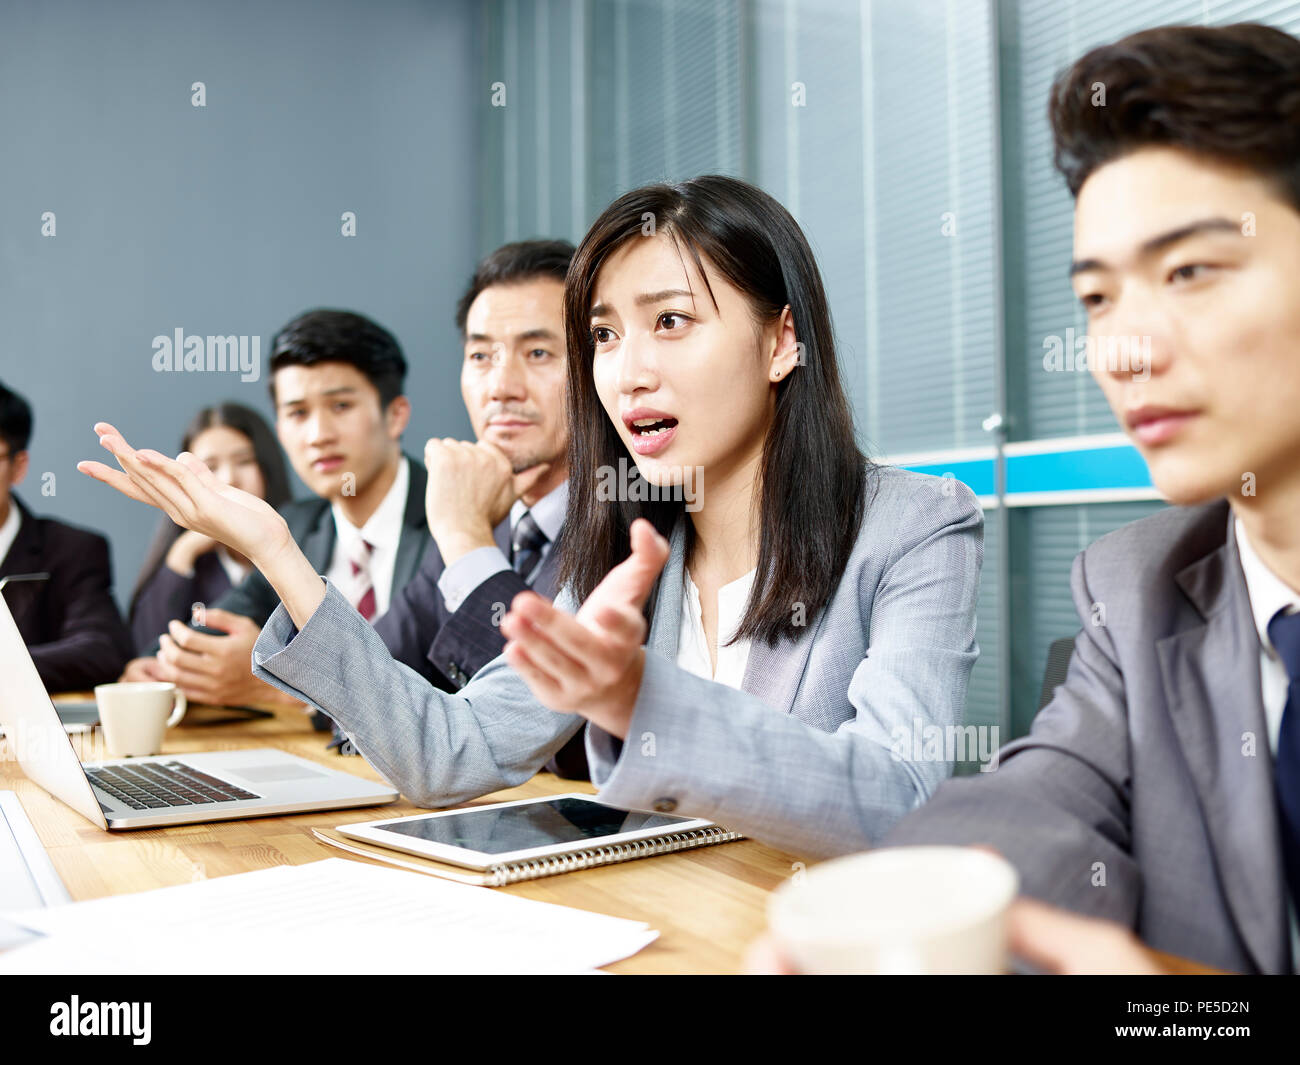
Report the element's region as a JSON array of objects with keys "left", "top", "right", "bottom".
[{"left": 81, "top": 175, "right": 982, "bottom": 857}]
